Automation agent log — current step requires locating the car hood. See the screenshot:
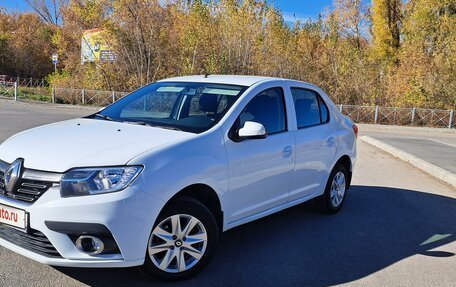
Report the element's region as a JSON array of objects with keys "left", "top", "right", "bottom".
[{"left": 0, "top": 118, "right": 195, "bottom": 172}]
